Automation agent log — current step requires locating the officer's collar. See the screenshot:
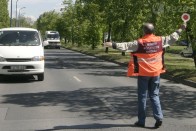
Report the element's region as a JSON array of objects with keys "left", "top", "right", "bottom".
[{"left": 143, "top": 34, "right": 155, "bottom": 38}]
